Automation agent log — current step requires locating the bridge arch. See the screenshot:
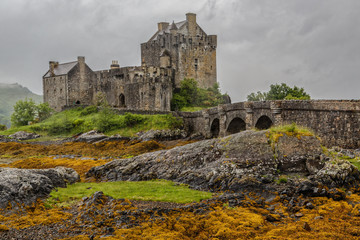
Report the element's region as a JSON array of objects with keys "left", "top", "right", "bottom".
[
  {"left": 255, "top": 115, "right": 273, "bottom": 130},
  {"left": 210, "top": 118, "right": 220, "bottom": 138},
  {"left": 226, "top": 117, "right": 246, "bottom": 135}
]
